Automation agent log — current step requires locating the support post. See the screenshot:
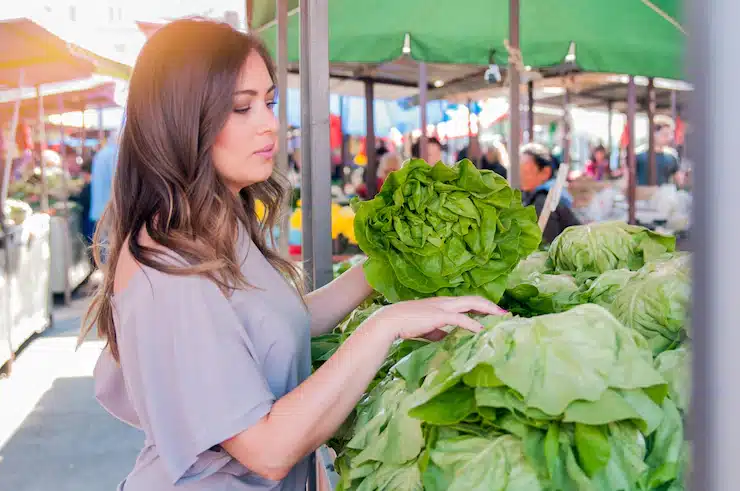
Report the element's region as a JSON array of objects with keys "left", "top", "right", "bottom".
[
  {"left": 688, "top": 0, "right": 740, "bottom": 489},
  {"left": 607, "top": 100, "right": 614, "bottom": 151},
  {"left": 527, "top": 80, "right": 534, "bottom": 143},
  {"left": 276, "top": 0, "right": 290, "bottom": 256},
  {"left": 58, "top": 95, "right": 71, "bottom": 305},
  {"left": 364, "top": 80, "right": 378, "bottom": 197},
  {"left": 508, "top": 0, "right": 521, "bottom": 188},
  {"left": 37, "top": 86, "right": 49, "bottom": 212},
  {"left": 299, "top": 0, "right": 332, "bottom": 290},
  {"left": 647, "top": 77, "right": 657, "bottom": 186},
  {"left": 418, "top": 62, "right": 428, "bottom": 161},
  {"left": 626, "top": 76, "right": 637, "bottom": 225},
  {"left": 562, "top": 89, "right": 571, "bottom": 165}
]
